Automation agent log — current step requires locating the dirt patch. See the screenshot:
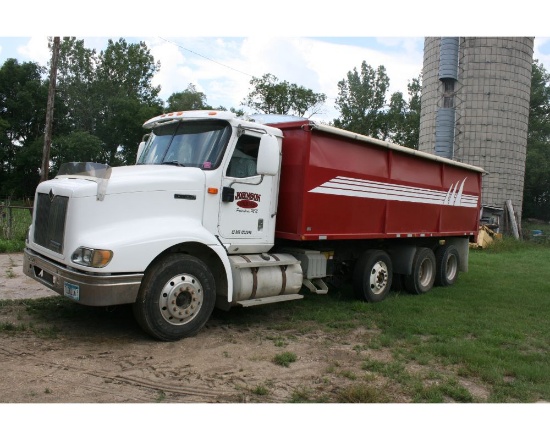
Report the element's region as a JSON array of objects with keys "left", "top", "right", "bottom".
[
  {"left": 0, "top": 253, "right": 57, "bottom": 301},
  {"left": 0, "top": 254, "right": 392, "bottom": 403},
  {"left": 0, "top": 306, "right": 388, "bottom": 403}
]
